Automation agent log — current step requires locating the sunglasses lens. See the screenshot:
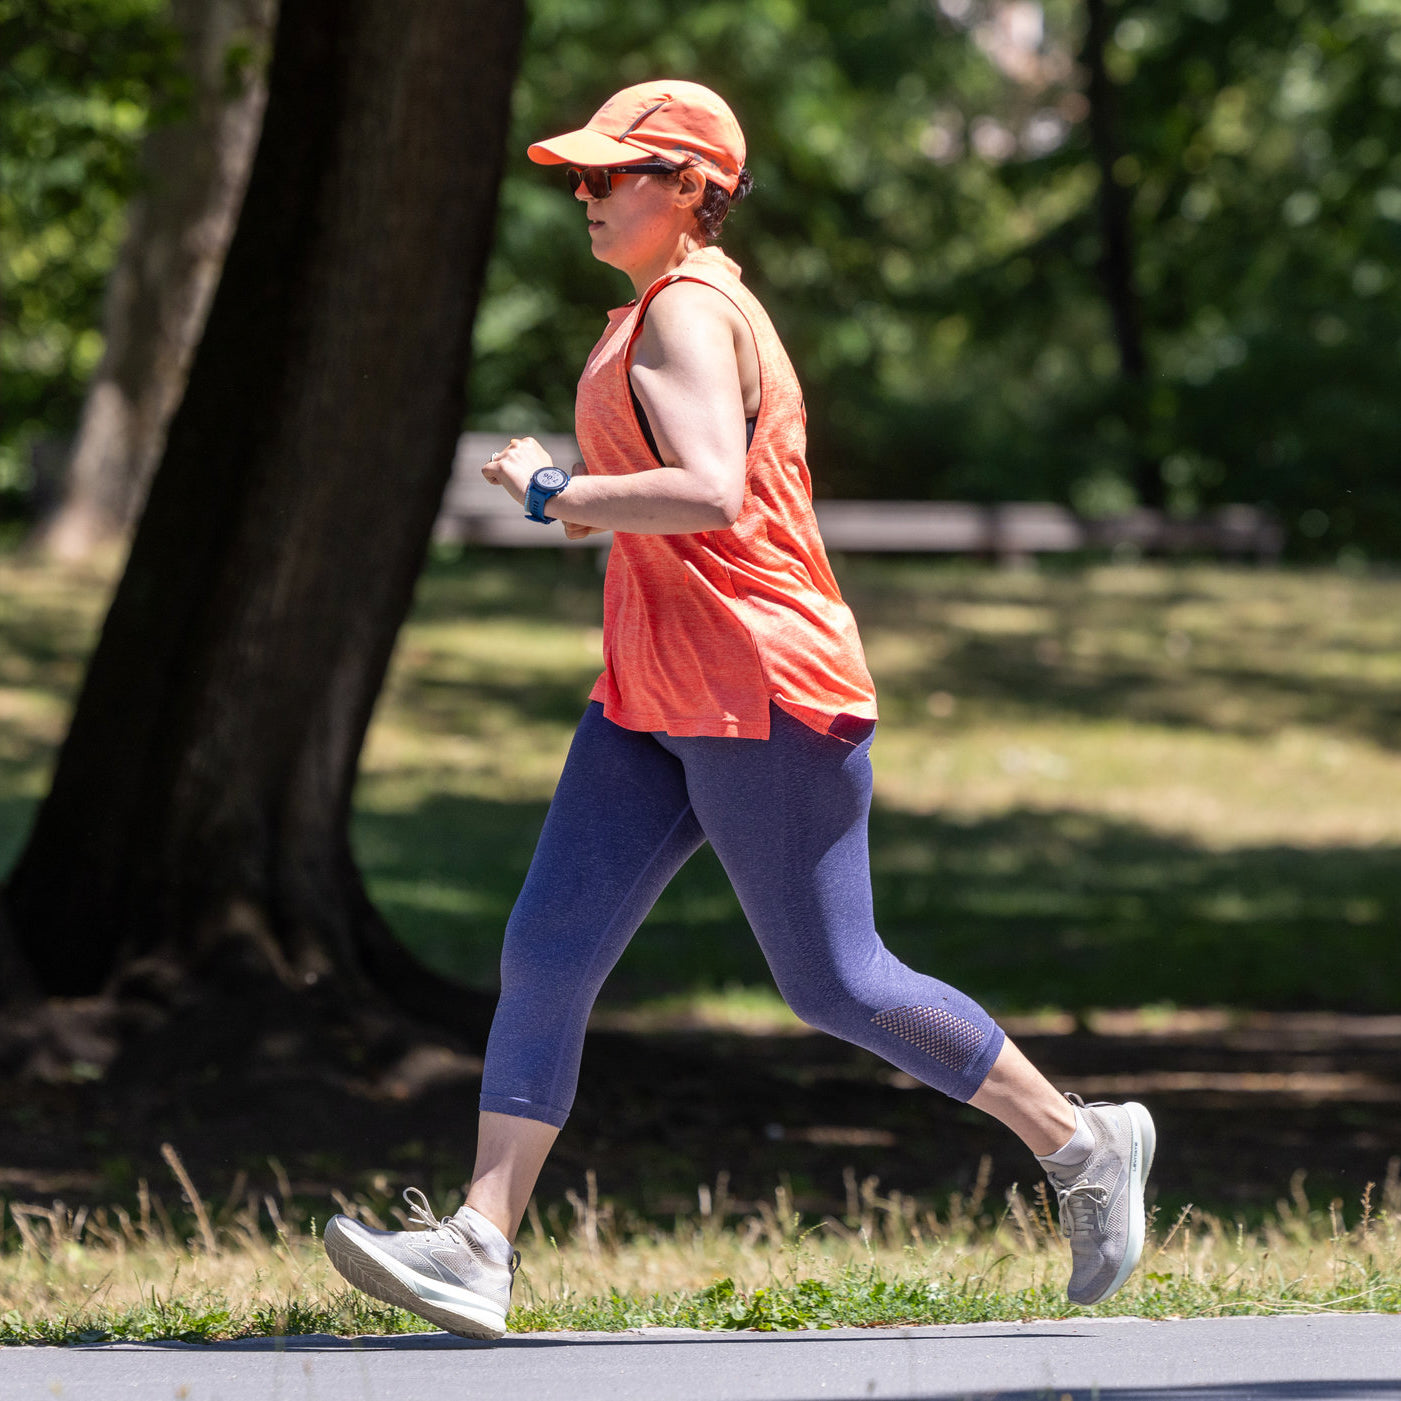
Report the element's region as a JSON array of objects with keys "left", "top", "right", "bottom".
[{"left": 566, "top": 168, "right": 612, "bottom": 198}]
